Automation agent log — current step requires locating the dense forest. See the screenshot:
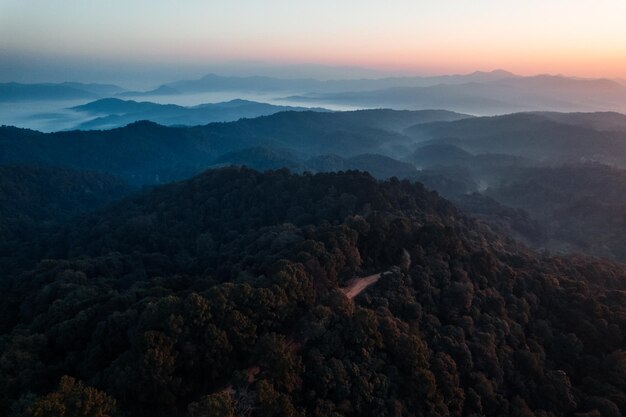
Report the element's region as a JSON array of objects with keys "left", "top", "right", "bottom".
[
  {"left": 481, "top": 164, "right": 626, "bottom": 259},
  {"left": 405, "top": 113, "right": 626, "bottom": 166},
  {"left": 409, "top": 148, "right": 626, "bottom": 262},
  {"left": 0, "top": 165, "right": 133, "bottom": 270},
  {"left": 1, "top": 168, "right": 624, "bottom": 417}
]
